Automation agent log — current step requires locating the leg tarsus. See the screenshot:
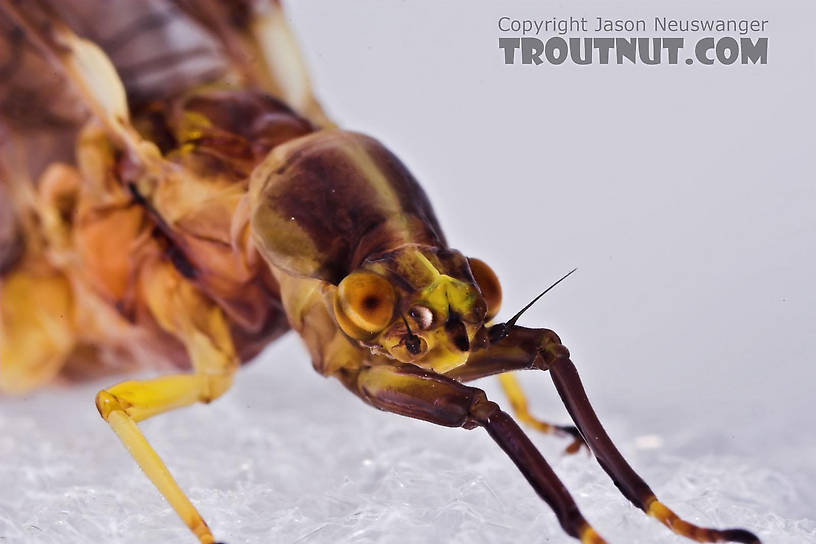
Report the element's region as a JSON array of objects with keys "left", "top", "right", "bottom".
[
  {"left": 555, "top": 424, "right": 589, "bottom": 455},
  {"left": 647, "top": 499, "right": 761, "bottom": 543}
]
